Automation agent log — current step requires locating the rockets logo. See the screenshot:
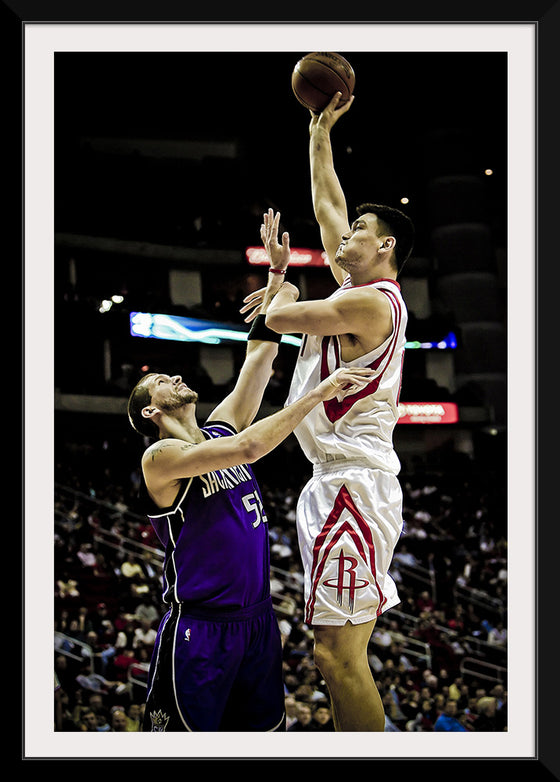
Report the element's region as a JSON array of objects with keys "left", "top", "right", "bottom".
[
  {"left": 305, "top": 485, "right": 386, "bottom": 624},
  {"left": 323, "top": 550, "right": 370, "bottom": 613}
]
